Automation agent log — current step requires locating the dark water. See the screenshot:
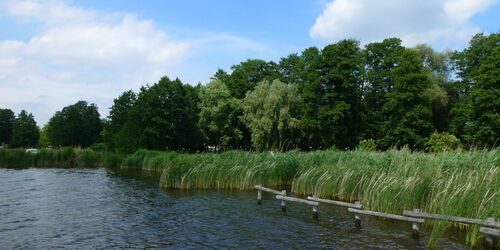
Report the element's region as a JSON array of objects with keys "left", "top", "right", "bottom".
[{"left": 0, "top": 168, "right": 470, "bottom": 249}]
